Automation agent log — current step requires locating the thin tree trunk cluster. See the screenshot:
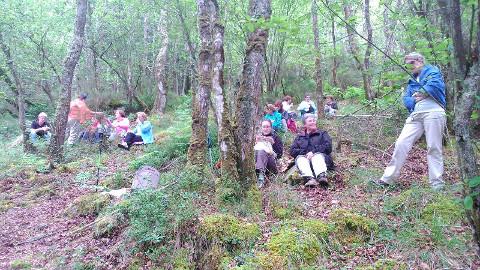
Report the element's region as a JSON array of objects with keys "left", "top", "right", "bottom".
[{"left": 49, "top": 0, "right": 88, "bottom": 162}]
